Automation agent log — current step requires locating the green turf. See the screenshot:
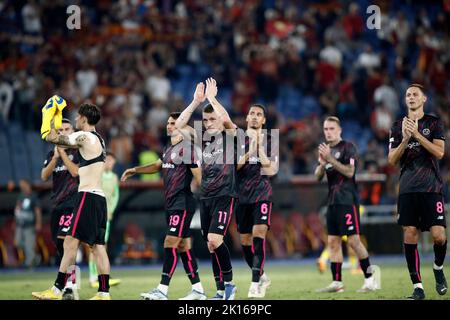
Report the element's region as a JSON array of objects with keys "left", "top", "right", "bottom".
[{"left": 0, "top": 262, "right": 448, "bottom": 300}]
